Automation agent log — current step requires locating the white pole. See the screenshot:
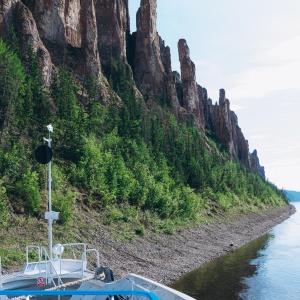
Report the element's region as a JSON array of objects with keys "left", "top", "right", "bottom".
[
  {"left": 44, "top": 124, "right": 54, "bottom": 262},
  {"left": 47, "top": 132, "right": 53, "bottom": 261}
]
